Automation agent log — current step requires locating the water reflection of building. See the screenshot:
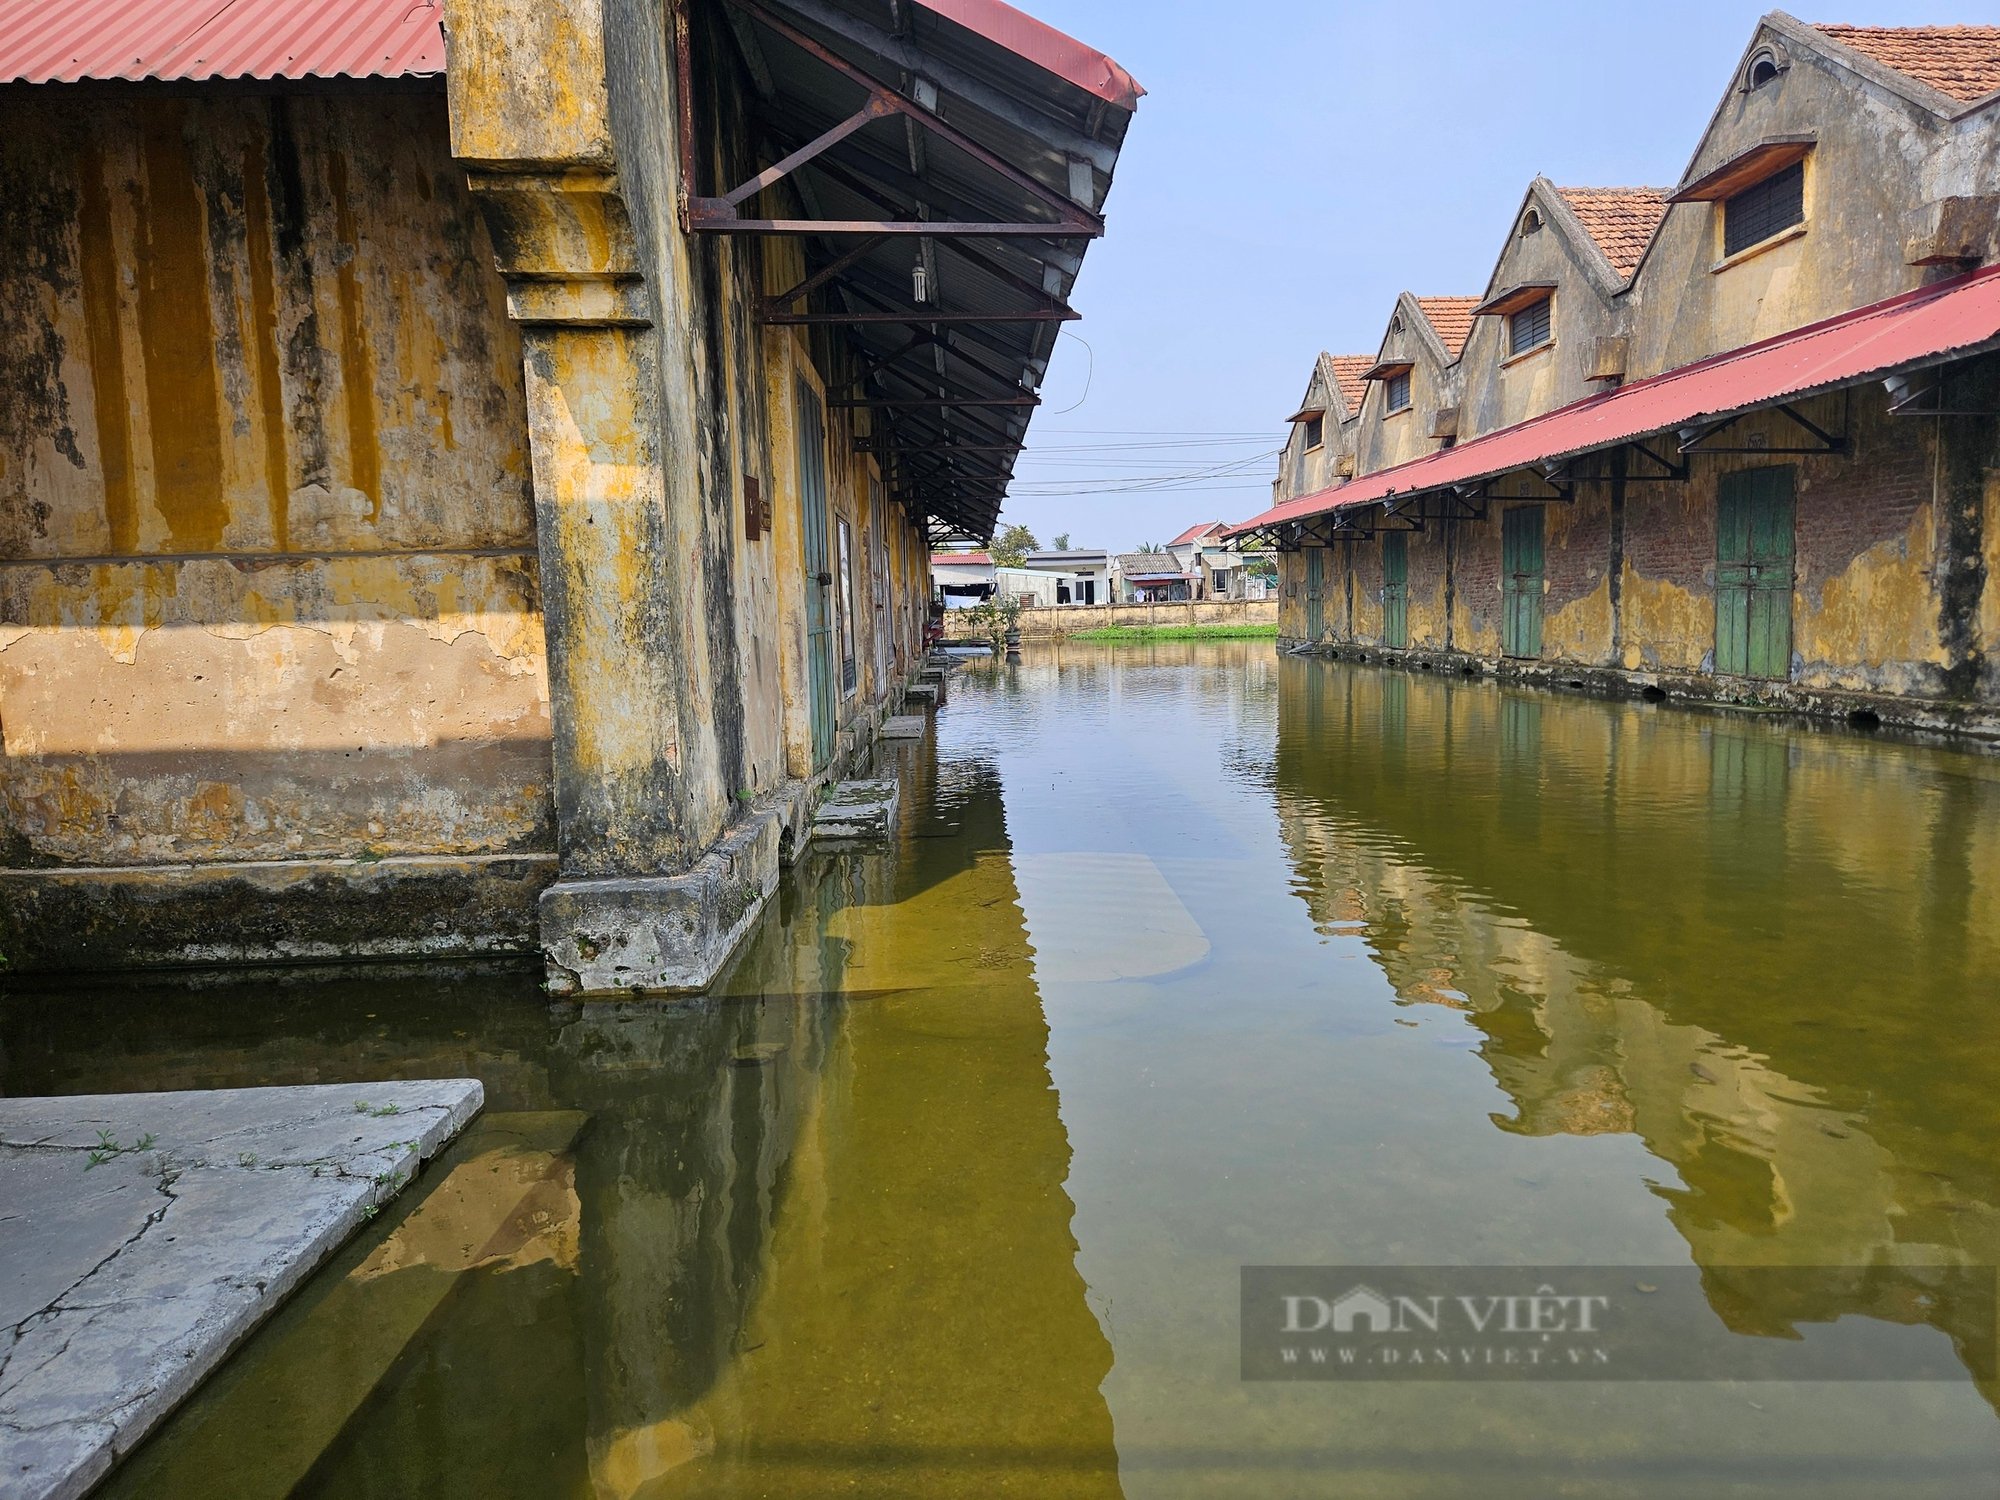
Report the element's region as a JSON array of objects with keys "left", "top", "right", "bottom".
[
  {"left": 1268, "top": 657, "right": 2000, "bottom": 1392},
  {"left": 47, "top": 726, "right": 1118, "bottom": 1497}
]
